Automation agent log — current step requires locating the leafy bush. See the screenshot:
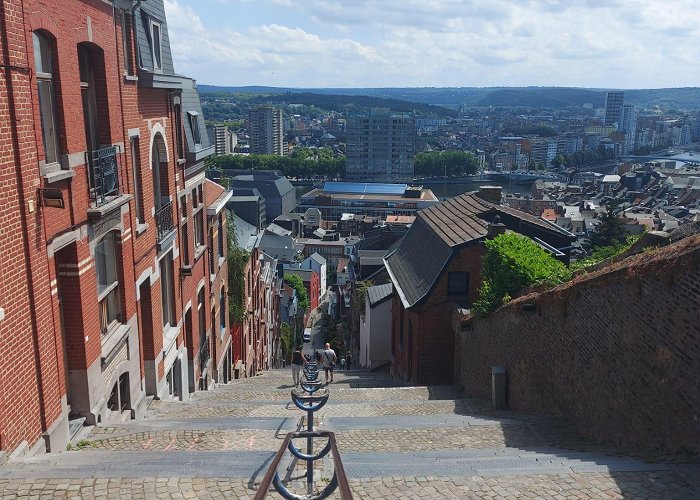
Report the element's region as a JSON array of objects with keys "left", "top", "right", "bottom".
[
  {"left": 473, "top": 232, "right": 572, "bottom": 315},
  {"left": 227, "top": 217, "right": 249, "bottom": 325},
  {"left": 571, "top": 234, "right": 641, "bottom": 272},
  {"left": 280, "top": 323, "right": 294, "bottom": 361},
  {"left": 284, "top": 274, "right": 310, "bottom": 312}
]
